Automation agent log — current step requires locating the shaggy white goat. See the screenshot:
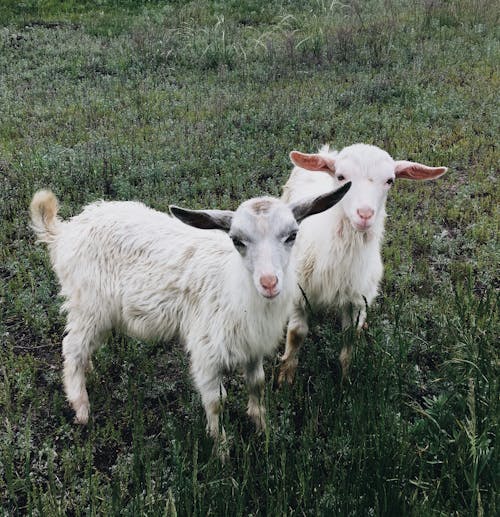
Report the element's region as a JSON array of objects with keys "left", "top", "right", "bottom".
[
  {"left": 30, "top": 185, "right": 350, "bottom": 443},
  {"left": 278, "top": 143, "right": 447, "bottom": 384}
]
